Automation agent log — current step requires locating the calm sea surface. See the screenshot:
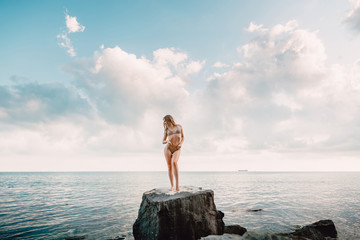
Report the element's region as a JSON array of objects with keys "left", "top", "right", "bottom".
[{"left": 0, "top": 172, "right": 359, "bottom": 240}]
